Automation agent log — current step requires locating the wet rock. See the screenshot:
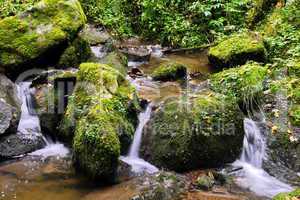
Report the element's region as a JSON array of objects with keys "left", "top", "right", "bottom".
[
  {"left": 128, "top": 68, "right": 144, "bottom": 78},
  {"left": 133, "top": 171, "right": 188, "bottom": 200},
  {"left": 208, "top": 32, "right": 266, "bottom": 68},
  {"left": 0, "top": 133, "right": 45, "bottom": 158},
  {"left": 120, "top": 47, "right": 151, "bottom": 62},
  {"left": 79, "top": 24, "right": 112, "bottom": 46},
  {"left": 195, "top": 174, "right": 215, "bottom": 191},
  {"left": 0, "top": 0, "right": 86, "bottom": 77},
  {"left": 151, "top": 62, "right": 187, "bottom": 82},
  {"left": 141, "top": 90, "right": 244, "bottom": 172},
  {"left": 0, "top": 74, "right": 21, "bottom": 135}
]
